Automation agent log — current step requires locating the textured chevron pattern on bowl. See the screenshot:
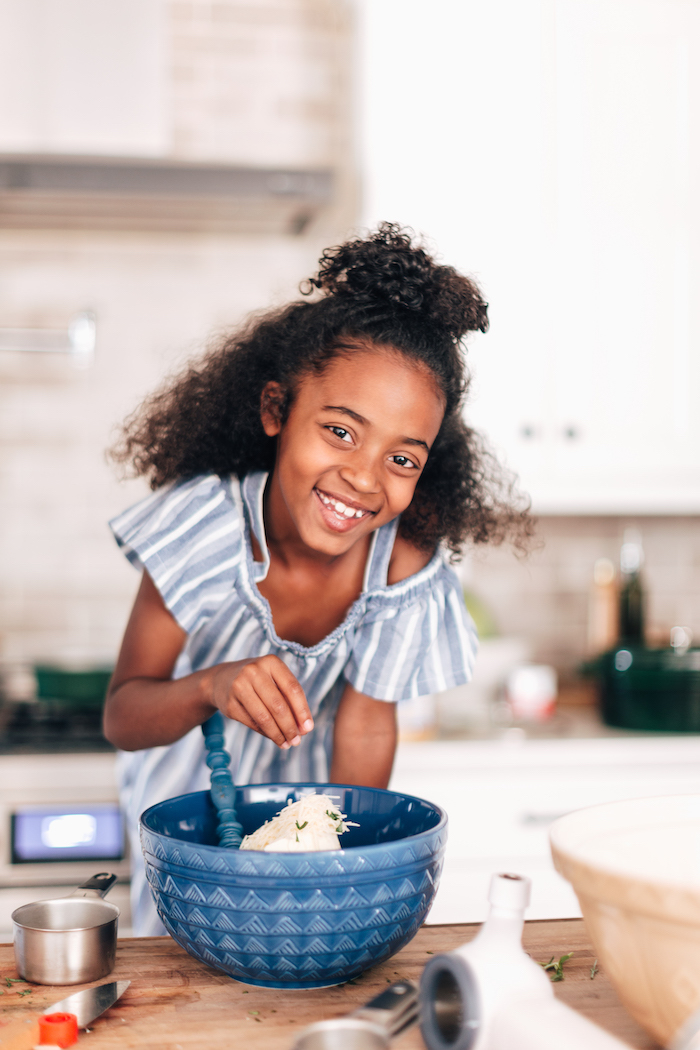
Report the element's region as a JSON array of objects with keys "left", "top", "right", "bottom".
[{"left": 140, "top": 783, "right": 447, "bottom": 988}]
